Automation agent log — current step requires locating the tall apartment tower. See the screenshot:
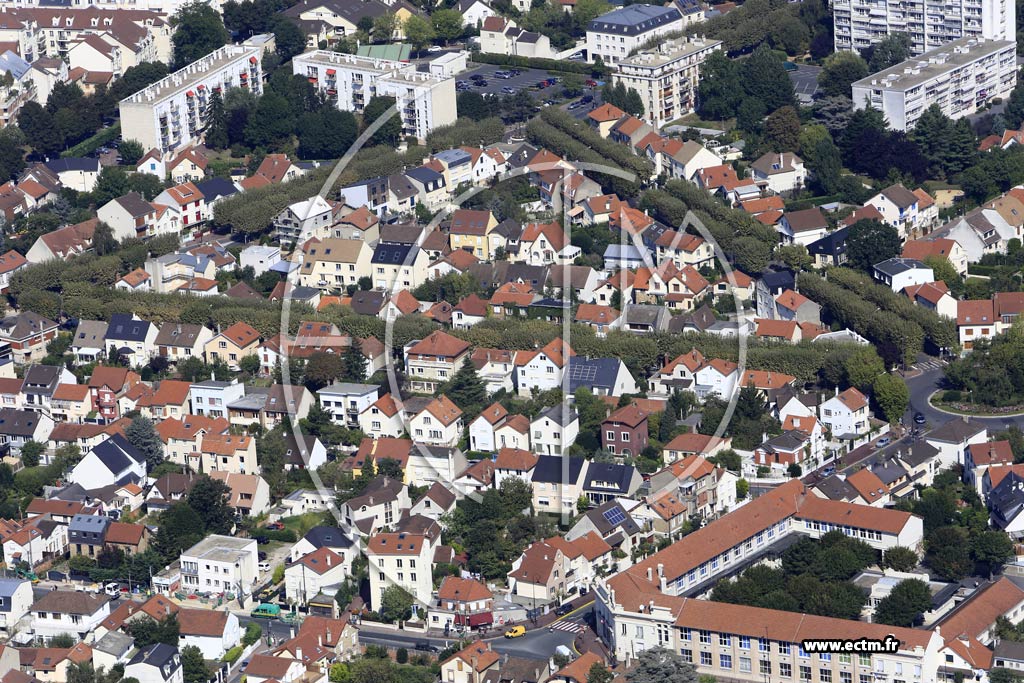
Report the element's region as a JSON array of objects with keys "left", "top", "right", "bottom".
[{"left": 832, "top": 0, "right": 1014, "bottom": 56}]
